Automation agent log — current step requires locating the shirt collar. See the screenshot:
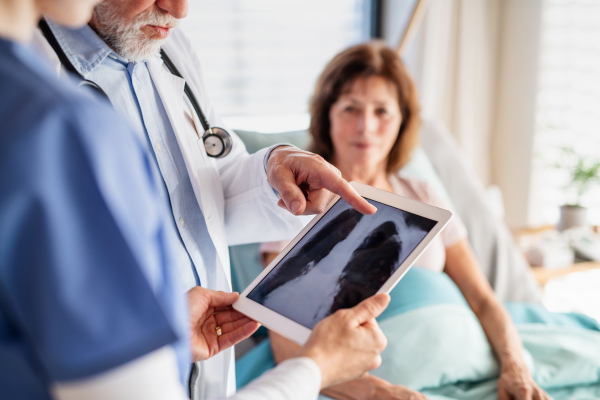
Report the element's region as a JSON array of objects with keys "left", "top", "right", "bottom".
[{"left": 45, "top": 20, "right": 120, "bottom": 78}]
